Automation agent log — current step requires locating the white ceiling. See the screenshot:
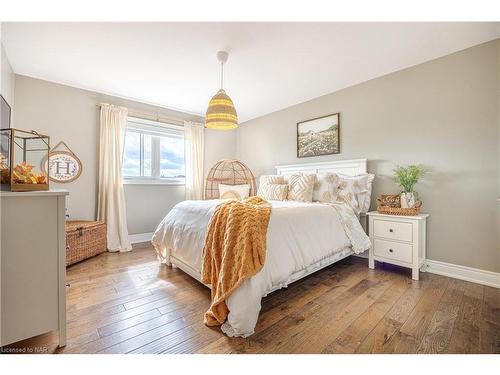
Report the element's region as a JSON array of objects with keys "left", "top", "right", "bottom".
[{"left": 3, "top": 22, "right": 499, "bottom": 122}]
